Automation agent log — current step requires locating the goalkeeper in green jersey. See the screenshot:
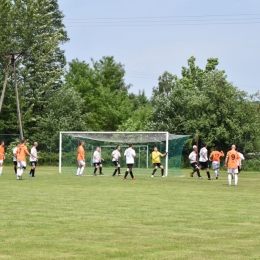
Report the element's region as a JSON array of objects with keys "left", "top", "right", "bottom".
[{"left": 151, "top": 147, "right": 167, "bottom": 177}]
